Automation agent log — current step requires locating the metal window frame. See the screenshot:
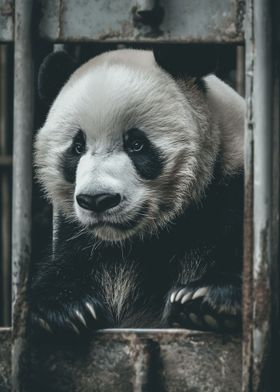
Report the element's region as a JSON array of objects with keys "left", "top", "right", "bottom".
[{"left": 0, "top": 0, "right": 279, "bottom": 391}]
